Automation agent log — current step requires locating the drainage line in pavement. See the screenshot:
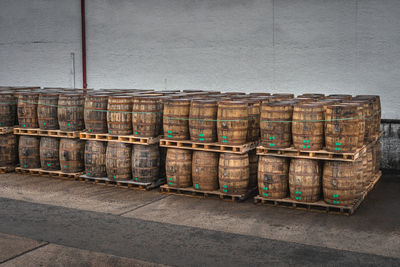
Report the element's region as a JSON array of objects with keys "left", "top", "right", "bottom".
[
  {"left": 0, "top": 241, "right": 50, "bottom": 264},
  {"left": 117, "top": 195, "right": 171, "bottom": 216}
]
